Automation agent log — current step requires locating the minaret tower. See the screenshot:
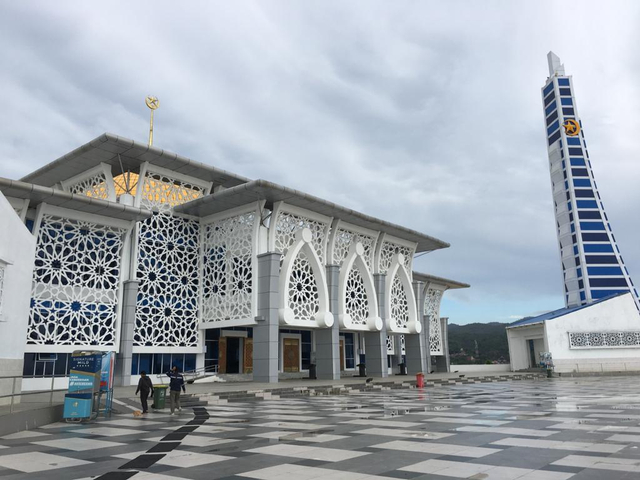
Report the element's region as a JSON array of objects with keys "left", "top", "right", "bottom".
[{"left": 542, "top": 52, "right": 639, "bottom": 309}]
